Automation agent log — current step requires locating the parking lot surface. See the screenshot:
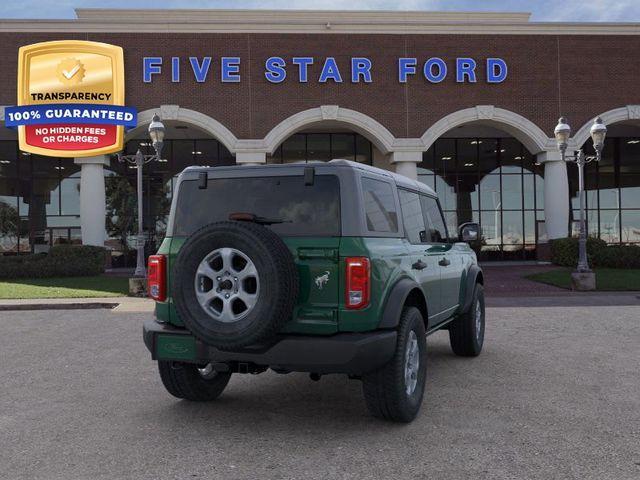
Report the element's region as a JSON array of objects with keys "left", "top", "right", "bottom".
[{"left": 1, "top": 304, "right": 639, "bottom": 480}]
